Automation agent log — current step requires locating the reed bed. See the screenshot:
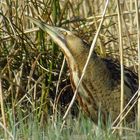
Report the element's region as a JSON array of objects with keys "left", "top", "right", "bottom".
[{"left": 0, "top": 0, "right": 140, "bottom": 139}]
